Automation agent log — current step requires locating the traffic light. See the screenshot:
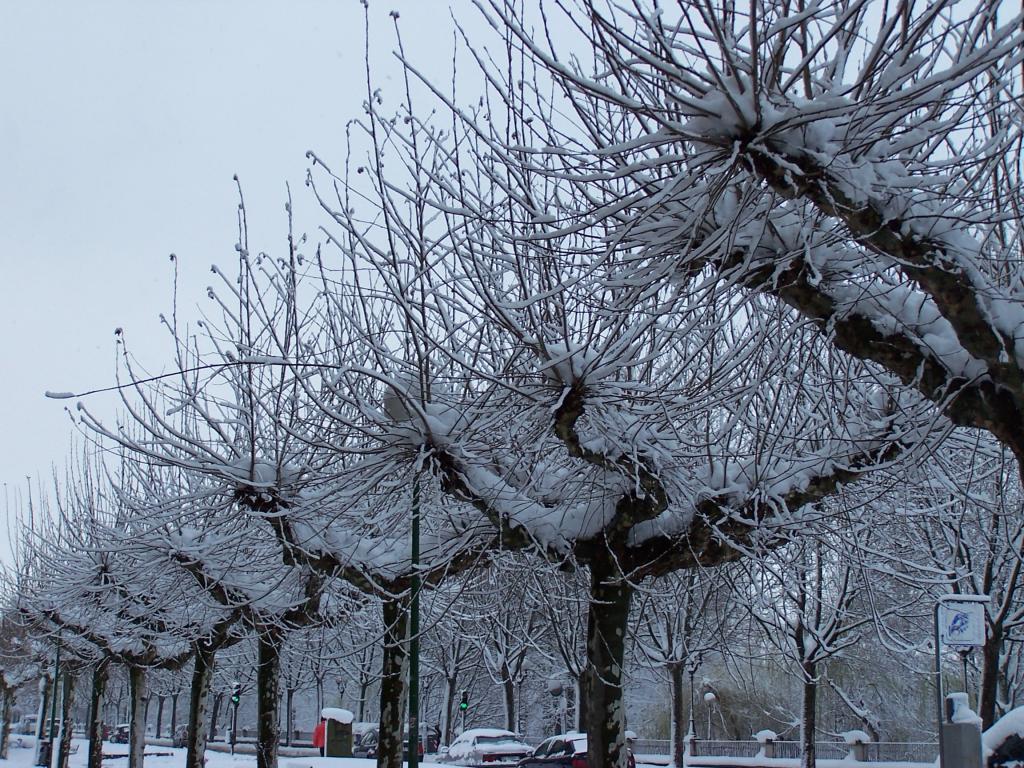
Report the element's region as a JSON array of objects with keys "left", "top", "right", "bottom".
[
  {"left": 459, "top": 691, "right": 468, "bottom": 711},
  {"left": 231, "top": 682, "right": 241, "bottom": 705}
]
